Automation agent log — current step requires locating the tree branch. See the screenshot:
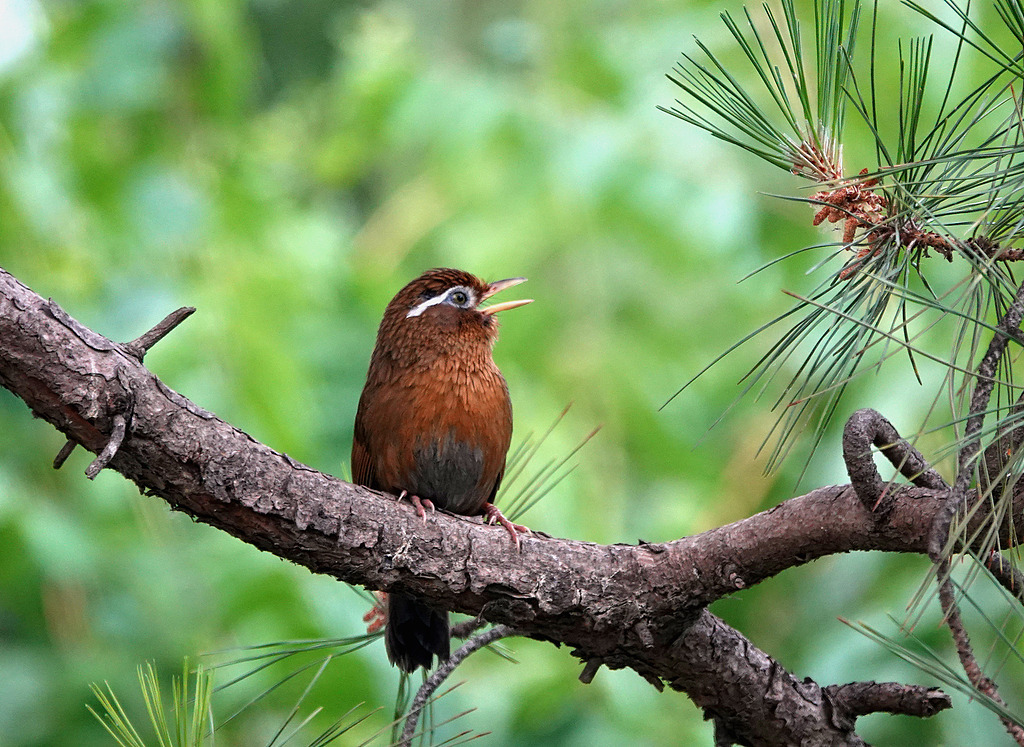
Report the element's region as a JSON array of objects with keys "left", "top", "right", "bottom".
[{"left": 0, "top": 267, "right": 1002, "bottom": 743}]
